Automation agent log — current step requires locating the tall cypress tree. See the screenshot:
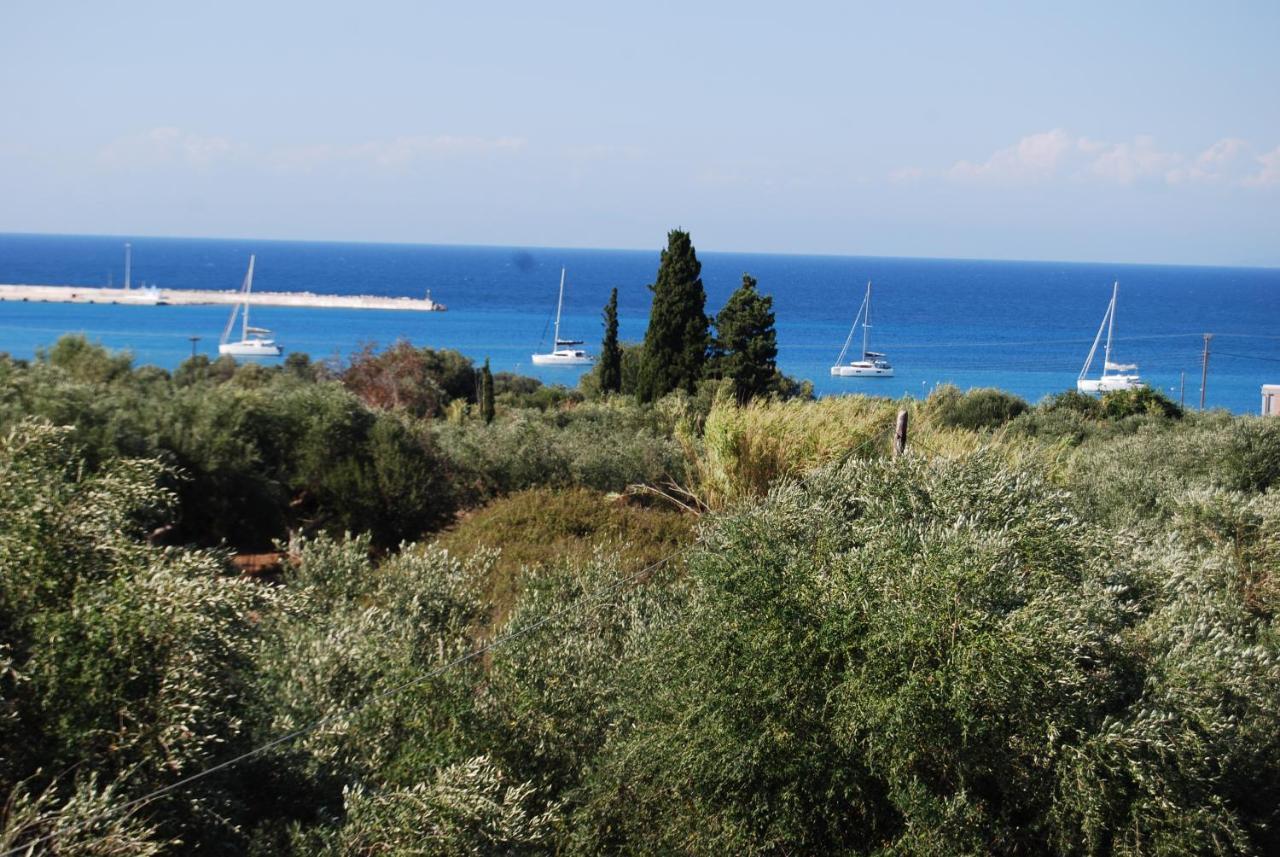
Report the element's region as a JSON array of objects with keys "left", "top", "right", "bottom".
[
  {"left": 599, "top": 287, "right": 622, "bottom": 394},
  {"left": 713, "top": 273, "right": 778, "bottom": 402},
  {"left": 479, "top": 358, "right": 495, "bottom": 423},
  {"left": 636, "top": 229, "right": 708, "bottom": 402}
]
